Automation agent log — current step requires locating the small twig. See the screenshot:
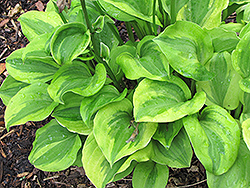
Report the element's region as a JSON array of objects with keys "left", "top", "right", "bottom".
[
  {"left": 0, "top": 129, "right": 15, "bottom": 141},
  {"left": 0, "top": 57, "right": 7, "bottom": 63},
  {"left": 43, "top": 175, "right": 60, "bottom": 181},
  {"left": 0, "top": 48, "right": 8, "bottom": 60},
  {"left": 177, "top": 179, "right": 207, "bottom": 188}
]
